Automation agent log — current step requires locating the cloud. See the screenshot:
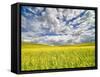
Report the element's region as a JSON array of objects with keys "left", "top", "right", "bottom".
[{"left": 21, "top": 6, "right": 95, "bottom": 45}]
